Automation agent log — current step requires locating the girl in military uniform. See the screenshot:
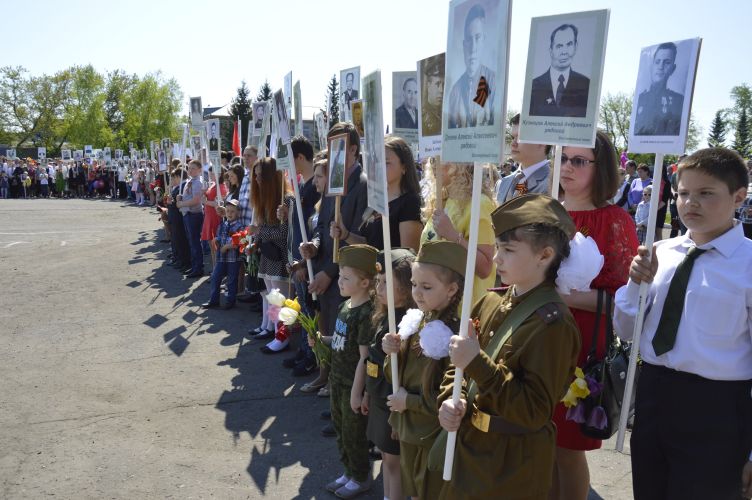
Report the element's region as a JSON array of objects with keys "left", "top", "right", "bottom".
[
  {"left": 437, "top": 194, "right": 581, "bottom": 500},
  {"left": 362, "top": 248, "right": 416, "bottom": 500},
  {"left": 382, "top": 240, "right": 466, "bottom": 500}
]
